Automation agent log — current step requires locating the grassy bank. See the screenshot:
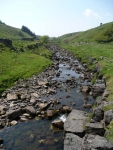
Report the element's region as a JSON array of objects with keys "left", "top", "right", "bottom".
[
  {"left": 60, "top": 42, "right": 113, "bottom": 100},
  {"left": 0, "top": 42, "right": 52, "bottom": 94}
]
